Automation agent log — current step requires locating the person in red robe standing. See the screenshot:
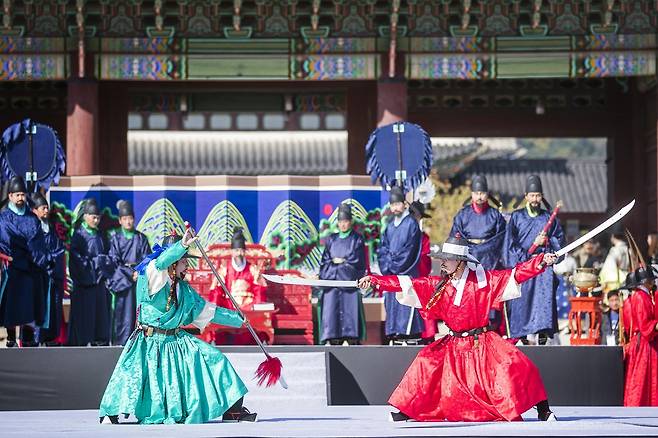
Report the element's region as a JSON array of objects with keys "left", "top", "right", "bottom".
[
  {"left": 206, "top": 228, "right": 266, "bottom": 344},
  {"left": 358, "top": 236, "right": 558, "bottom": 422},
  {"left": 409, "top": 201, "right": 438, "bottom": 343},
  {"left": 623, "top": 267, "right": 658, "bottom": 406}
]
